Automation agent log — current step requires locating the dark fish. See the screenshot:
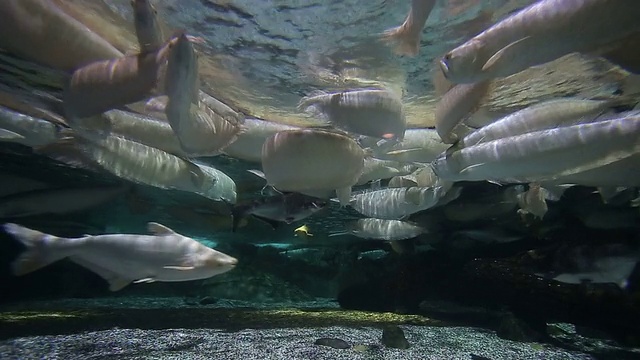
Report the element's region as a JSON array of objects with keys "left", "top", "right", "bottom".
[{"left": 231, "top": 192, "right": 327, "bottom": 232}]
